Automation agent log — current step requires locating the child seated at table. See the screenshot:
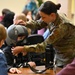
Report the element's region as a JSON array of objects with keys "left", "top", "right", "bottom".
[
  {"left": 0, "top": 24, "right": 8, "bottom": 75},
  {"left": 2, "top": 24, "right": 36, "bottom": 74}
]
